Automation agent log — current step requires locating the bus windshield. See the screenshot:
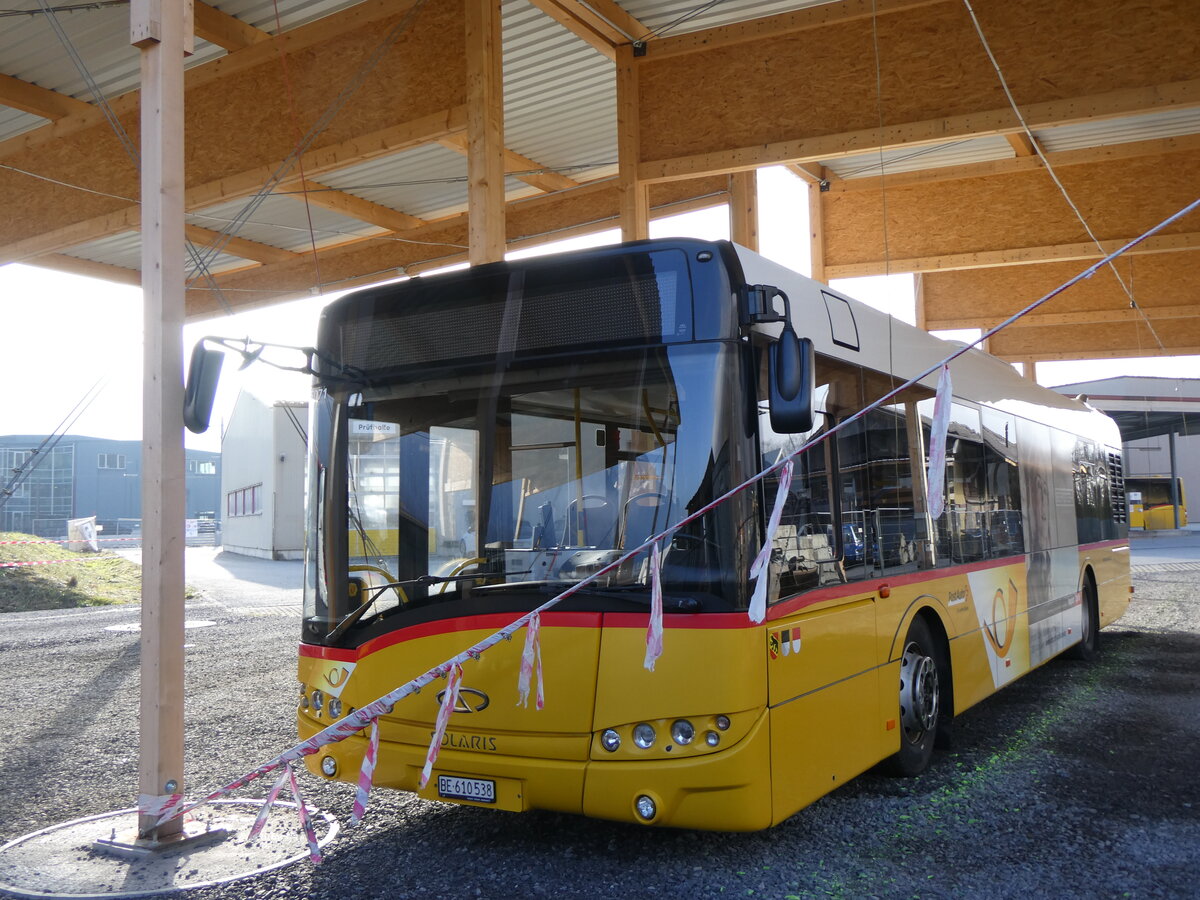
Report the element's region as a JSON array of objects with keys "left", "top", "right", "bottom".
[{"left": 305, "top": 342, "right": 751, "bottom": 643}]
